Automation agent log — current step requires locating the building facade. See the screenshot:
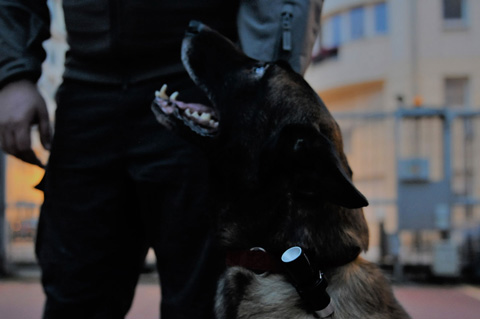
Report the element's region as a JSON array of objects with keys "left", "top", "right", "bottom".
[{"left": 306, "top": 0, "right": 480, "bottom": 276}]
